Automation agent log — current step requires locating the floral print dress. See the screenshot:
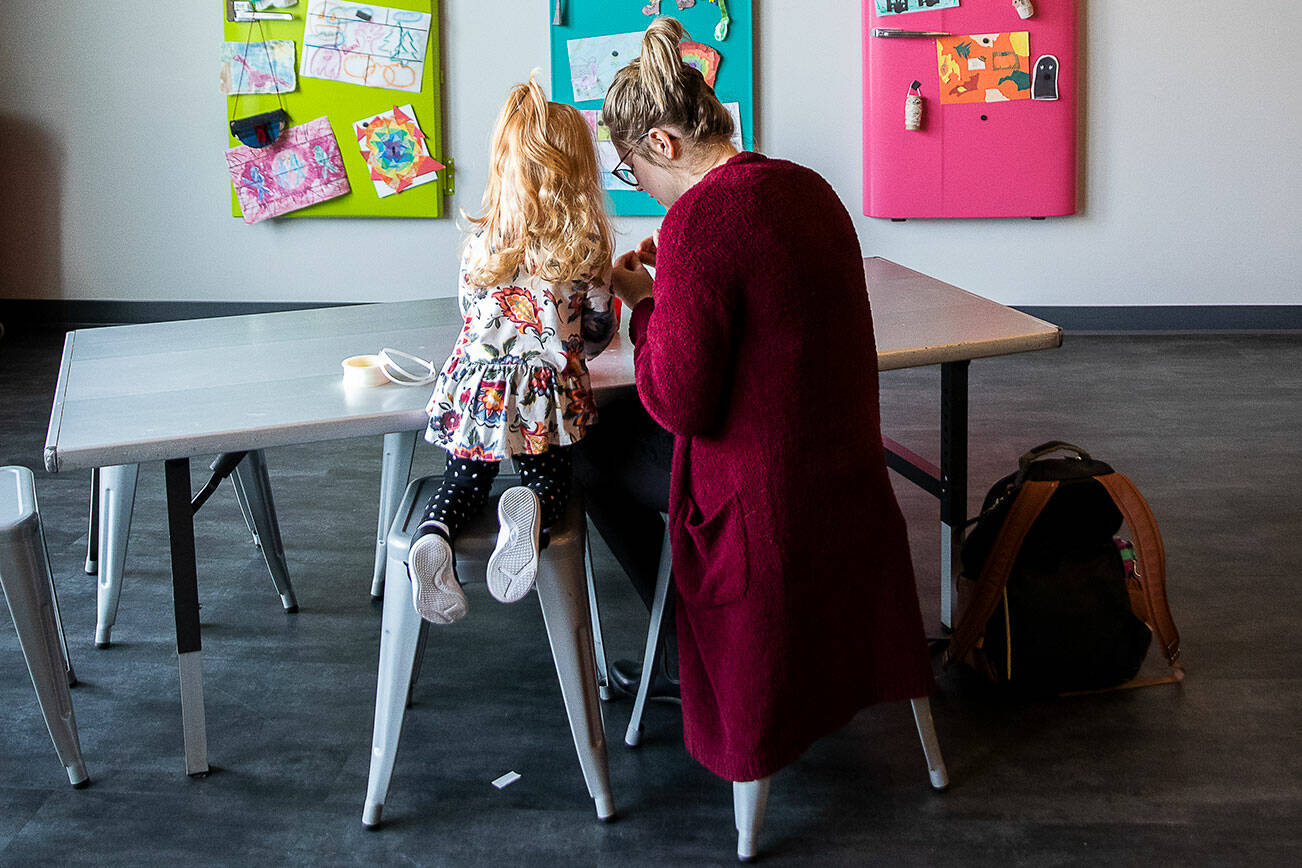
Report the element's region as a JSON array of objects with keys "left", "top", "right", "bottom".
[{"left": 424, "top": 232, "right": 616, "bottom": 461}]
